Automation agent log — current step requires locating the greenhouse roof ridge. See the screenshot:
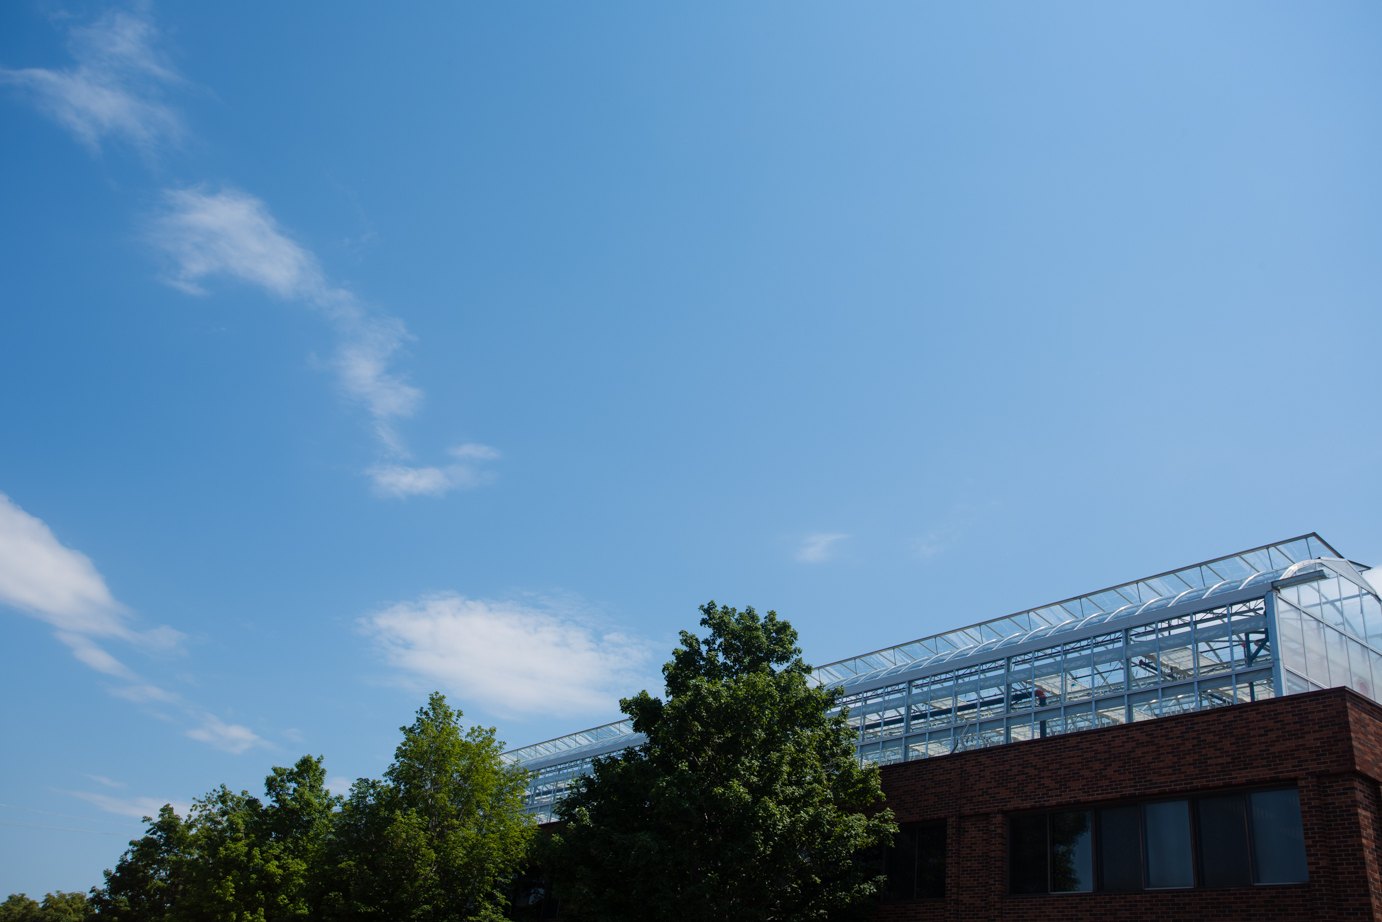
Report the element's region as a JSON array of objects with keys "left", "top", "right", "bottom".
[{"left": 808, "top": 533, "right": 1345, "bottom": 687}]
